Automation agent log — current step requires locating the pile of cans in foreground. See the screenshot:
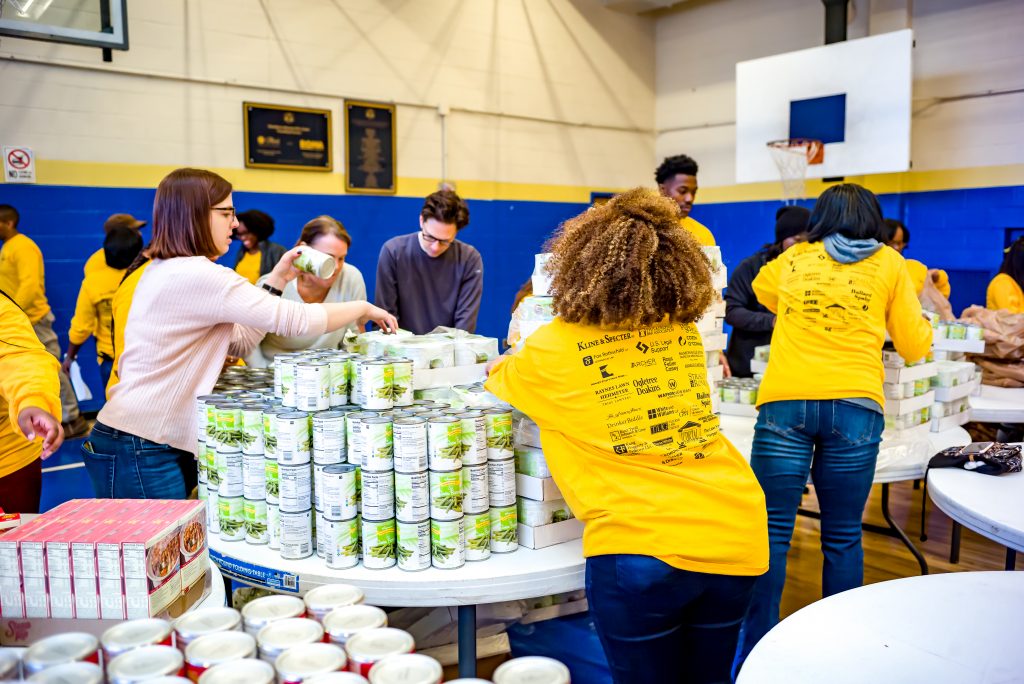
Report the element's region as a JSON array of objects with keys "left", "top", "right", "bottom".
[
  {"left": 1, "top": 584, "right": 572, "bottom": 683},
  {"left": 197, "top": 351, "right": 520, "bottom": 572}
]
